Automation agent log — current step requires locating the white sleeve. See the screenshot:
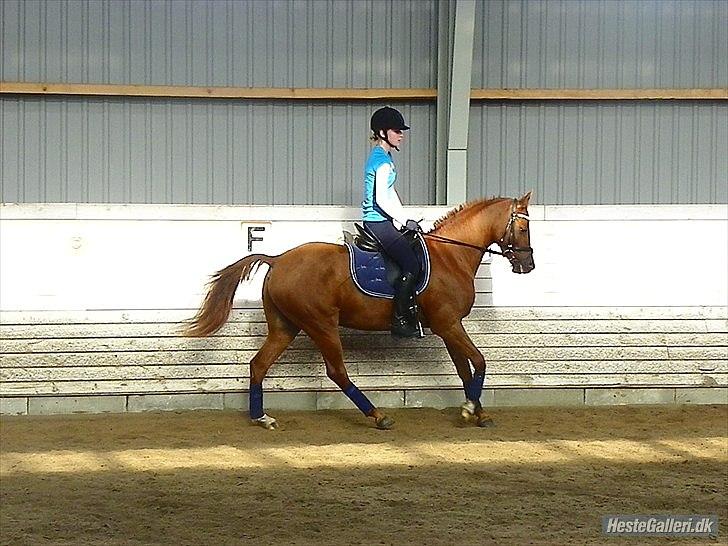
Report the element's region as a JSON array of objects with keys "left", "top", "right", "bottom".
[{"left": 374, "top": 163, "right": 408, "bottom": 228}]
